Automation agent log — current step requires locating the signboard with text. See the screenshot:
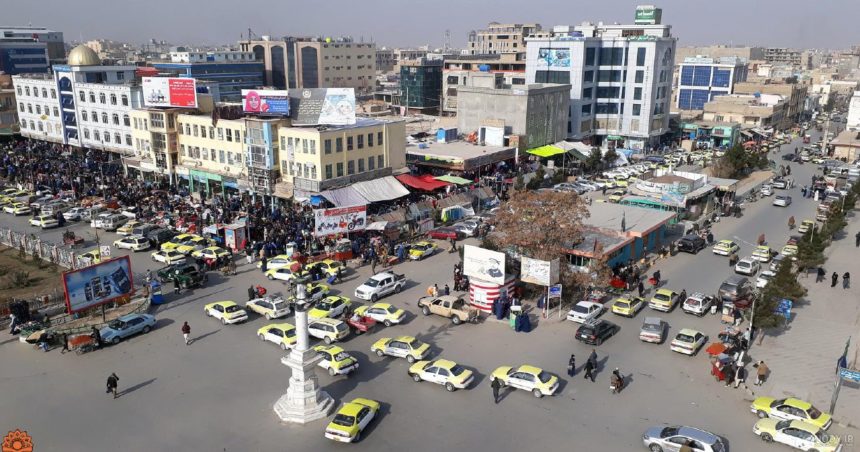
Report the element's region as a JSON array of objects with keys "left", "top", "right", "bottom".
[
  {"left": 463, "top": 245, "right": 506, "bottom": 285},
  {"left": 314, "top": 205, "right": 367, "bottom": 237},
  {"left": 520, "top": 257, "right": 560, "bottom": 286},
  {"left": 142, "top": 77, "right": 198, "bottom": 108},
  {"left": 291, "top": 88, "right": 356, "bottom": 126},
  {"left": 242, "top": 89, "right": 290, "bottom": 115},
  {"left": 62, "top": 256, "right": 134, "bottom": 314}
]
